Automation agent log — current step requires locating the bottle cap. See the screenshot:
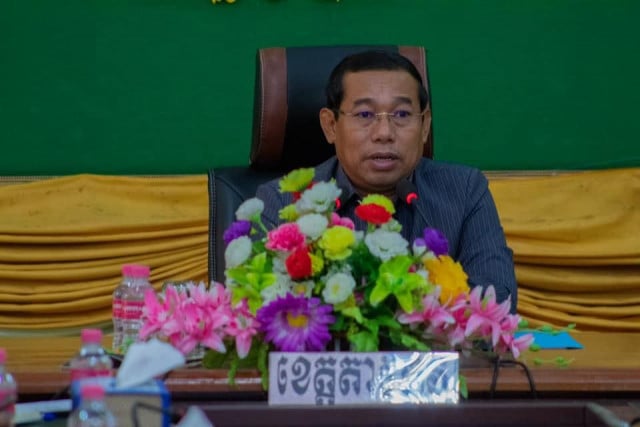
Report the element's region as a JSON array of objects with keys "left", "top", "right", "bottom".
[
  {"left": 121, "top": 264, "right": 136, "bottom": 277},
  {"left": 132, "top": 264, "right": 151, "bottom": 278},
  {"left": 81, "top": 328, "right": 103, "bottom": 344},
  {"left": 81, "top": 383, "right": 106, "bottom": 400},
  {"left": 0, "top": 348, "right": 6, "bottom": 364}
]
